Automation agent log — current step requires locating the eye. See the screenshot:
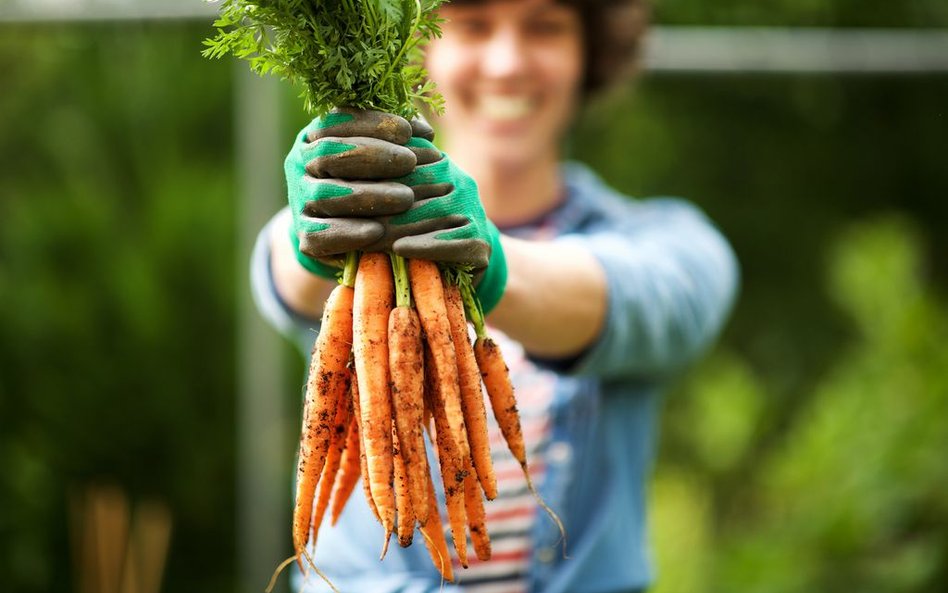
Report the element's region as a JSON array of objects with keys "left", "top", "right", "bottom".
[
  {"left": 449, "top": 15, "right": 492, "bottom": 39},
  {"left": 524, "top": 12, "right": 580, "bottom": 39}
]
